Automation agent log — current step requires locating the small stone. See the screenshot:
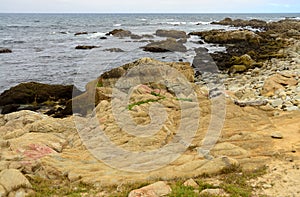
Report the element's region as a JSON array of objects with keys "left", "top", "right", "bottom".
[
  {"left": 285, "top": 106, "right": 299, "bottom": 111},
  {"left": 200, "top": 188, "right": 228, "bottom": 196},
  {"left": 262, "top": 184, "right": 272, "bottom": 189},
  {"left": 0, "top": 185, "right": 6, "bottom": 196},
  {"left": 271, "top": 132, "right": 283, "bottom": 139},
  {"left": 271, "top": 99, "right": 283, "bottom": 108},
  {"left": 128, "top": 181, "right": 171, "bottom": 197},
  {"left": 183, "top": 178, "right": 199, "bottom": 188}
]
